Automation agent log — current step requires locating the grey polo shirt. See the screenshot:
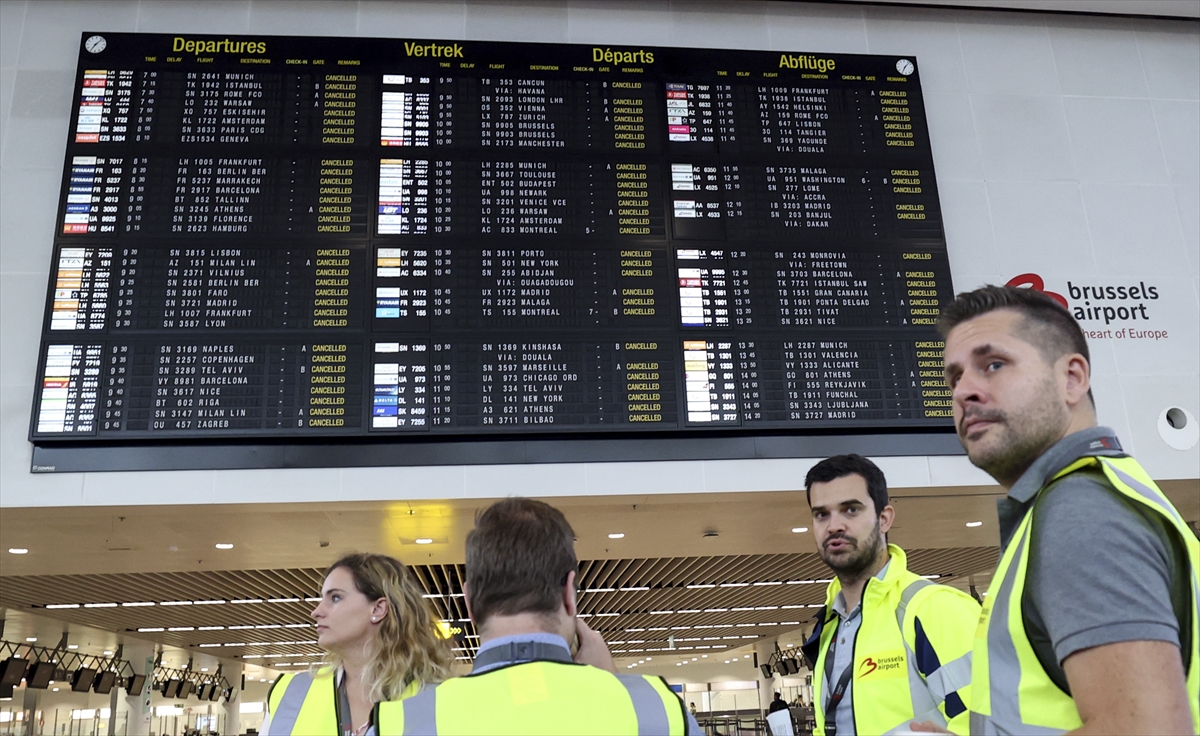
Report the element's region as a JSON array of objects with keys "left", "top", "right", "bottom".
[
  {"left": 823, "top": 560, "right": 891, "bottom": 736},
  {"left": 998, "top": 426, "right": 1187, "bottom": 686}
]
